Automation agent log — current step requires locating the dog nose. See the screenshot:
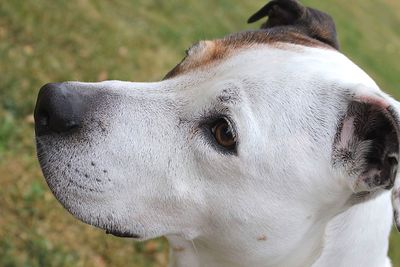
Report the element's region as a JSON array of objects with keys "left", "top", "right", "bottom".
[{"left": 34, "top": 83, "right": 85, "bottom": 135}]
